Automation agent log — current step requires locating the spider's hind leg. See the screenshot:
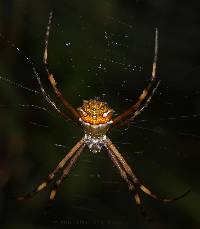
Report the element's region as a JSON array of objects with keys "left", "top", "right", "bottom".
[
  {"left": 16, "top": 139, "right": 85, "bottom": 200},
  {"left": 106, "top": 148, "right": 152, "bottom": 221},
  {"left": 138, "top": 183, "right": 191, "bottom": 203},
  {"left": 46, "top": 144, "right": 85, "bottom": 208},
  {"left": 106, "top": 137, "right": 190, "bottom": 204}
]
